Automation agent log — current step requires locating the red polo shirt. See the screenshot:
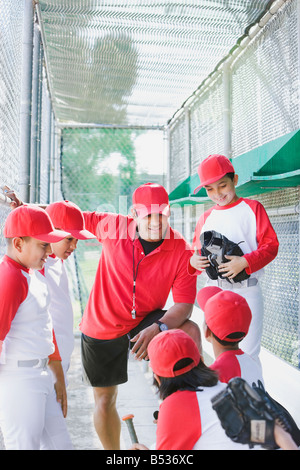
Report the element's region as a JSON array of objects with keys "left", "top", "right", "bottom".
[{"left": 79, "top": 212, "right": 196, "bottom": 339}]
